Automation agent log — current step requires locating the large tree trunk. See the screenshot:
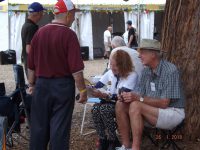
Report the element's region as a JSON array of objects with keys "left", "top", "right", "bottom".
[{"left": 161, "top": 0, "right": 200, "bottom": 140}]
